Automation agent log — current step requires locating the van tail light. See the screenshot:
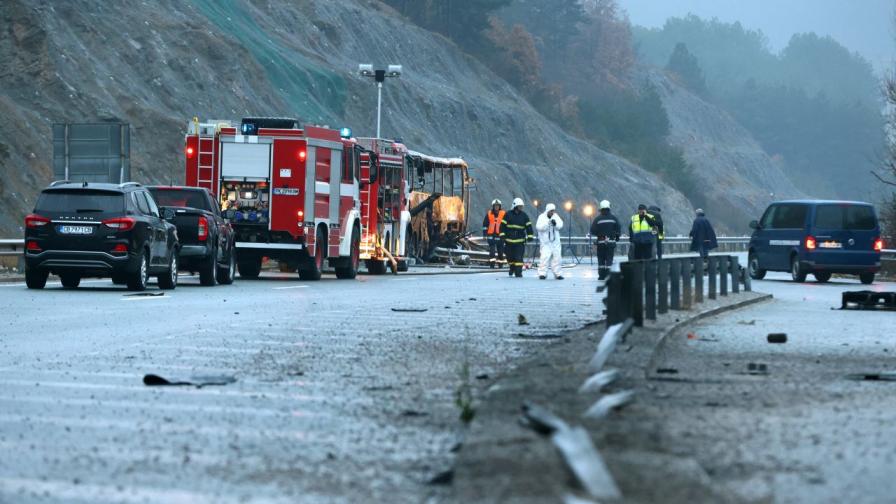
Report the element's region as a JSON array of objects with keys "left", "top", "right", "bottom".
[
  {"left": 805, "top": 236, "right": 817, "bottom": 250},
  {"left": 111, "top": 243, "right": 128, "bottom": 254},
  {"left": 26, "top": 241, "right": 41, "bottom": 252},
  {"left": 102, "top": 217, "right": 136, "bottom": 231},
  {"left": 874, "top": 238, "right": 884, "bottom": 252},
  {"left": 25, "top": 214, "right": 50, "bottom": 228},
  {"left": 198, "top": 216, "right": 209, "bottom": 241}
]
